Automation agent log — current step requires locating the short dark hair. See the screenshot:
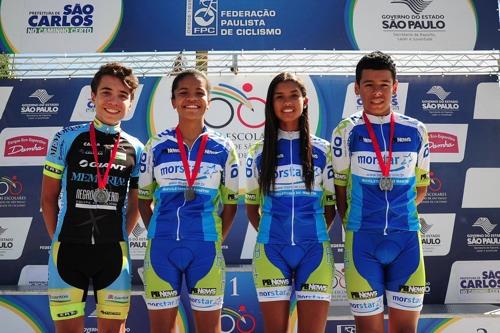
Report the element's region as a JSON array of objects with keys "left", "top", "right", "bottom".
[
  {"left": 91, "top": 62, "right": 139, "bottom": 99},
  {"left": 355, "top": 51, "right": 396, "bottom": 84},
  {"left": 171, "top": 69, "right": 211, "bottom": 99}
]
